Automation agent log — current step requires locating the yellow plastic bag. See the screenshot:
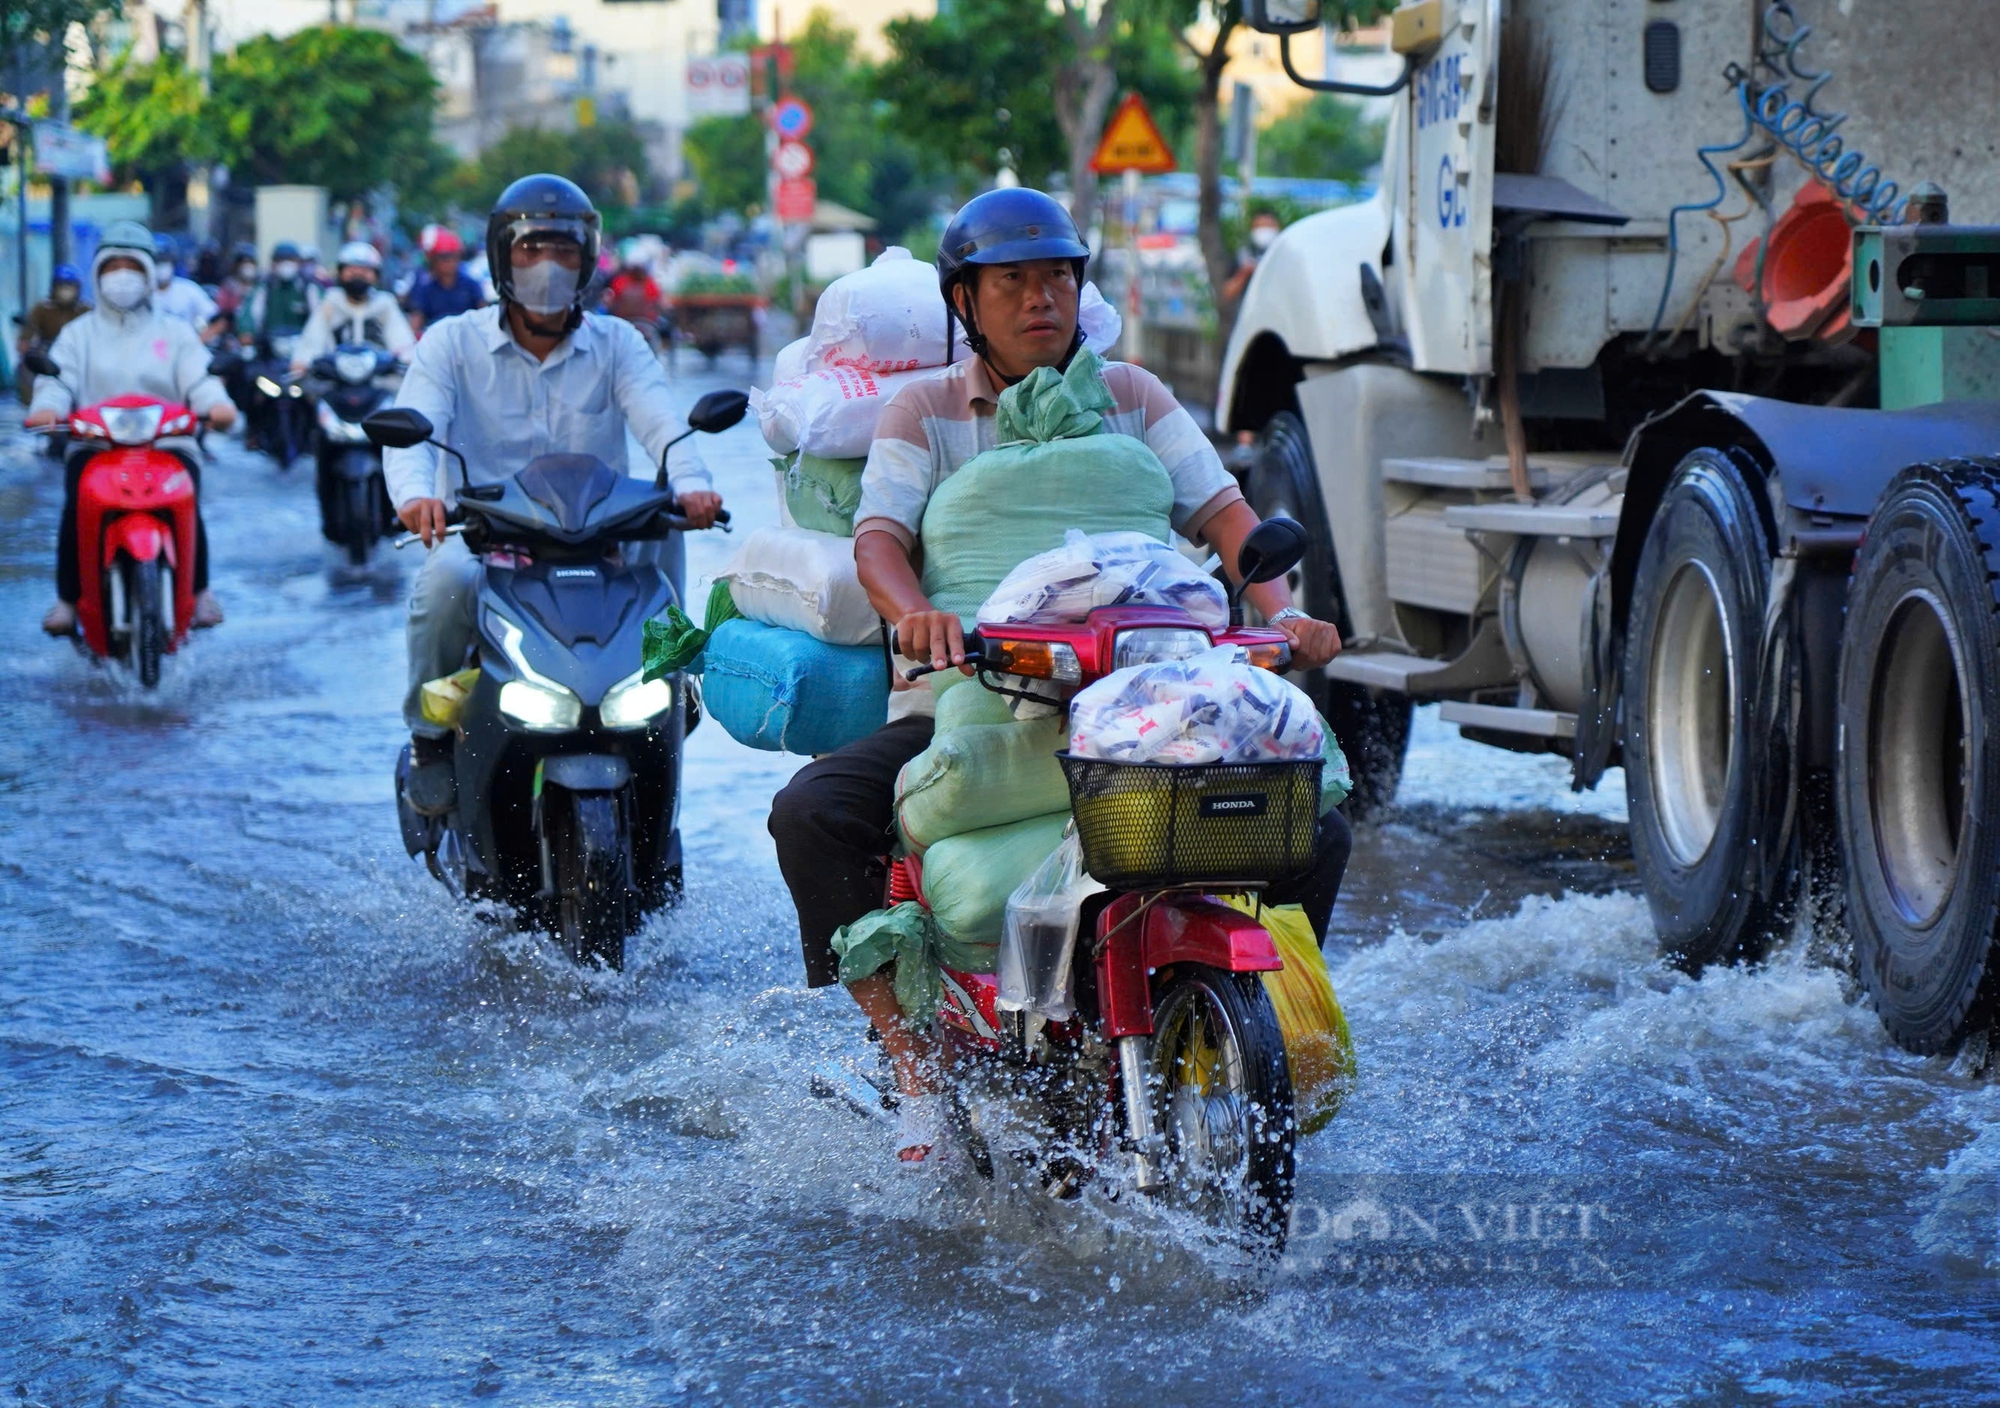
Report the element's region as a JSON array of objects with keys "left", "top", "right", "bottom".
[
  {"left": 420, "top": 667, "right": 481, "bottom": 730},
  {"left": 1225, "top": 897, "right": 1356, "bottom": 1135}
]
